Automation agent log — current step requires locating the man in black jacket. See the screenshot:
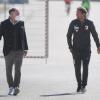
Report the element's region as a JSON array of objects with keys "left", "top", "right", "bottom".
[
  {"left": 67, "top": 7, "right": 100, "bottom": 93},
  {"left": 0, "top": 8, "right": 28, "bottom": 95}
]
